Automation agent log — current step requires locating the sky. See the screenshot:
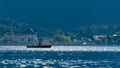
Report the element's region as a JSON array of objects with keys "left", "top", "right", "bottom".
[{"left": 0, "top": 0, "right": 120, "bottom": 28}]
